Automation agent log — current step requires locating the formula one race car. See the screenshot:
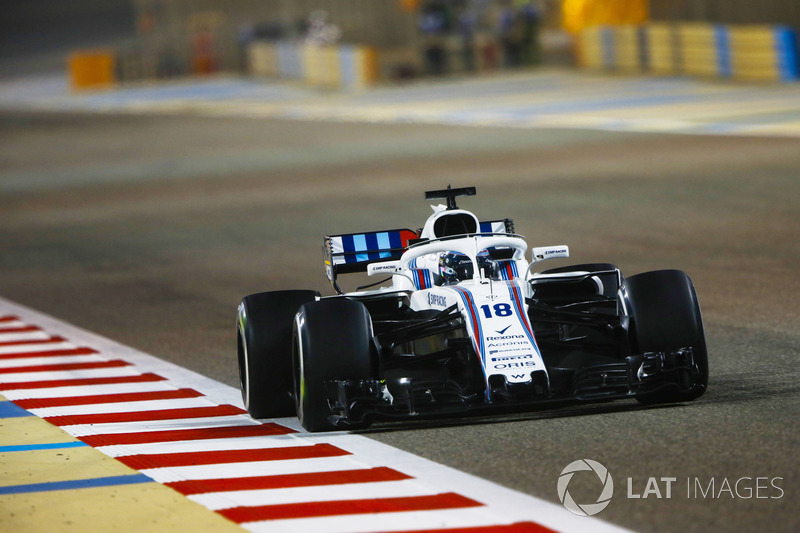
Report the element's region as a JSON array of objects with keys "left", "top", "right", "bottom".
[{"left": 237, "top": 186, "right": 707, "bottom": 432}]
